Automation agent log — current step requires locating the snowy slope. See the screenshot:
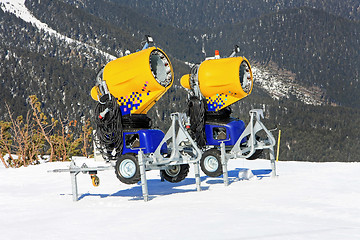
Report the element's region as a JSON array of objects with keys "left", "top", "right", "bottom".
[
  {"left": 252, "top": 65, "right": 324, "bottom": 106},
  {"left": 0, "top": 0, "right": 116, "bottom": 60},
  {"left": 1, "top": 158, "right": 359, "bottom": 240}
]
